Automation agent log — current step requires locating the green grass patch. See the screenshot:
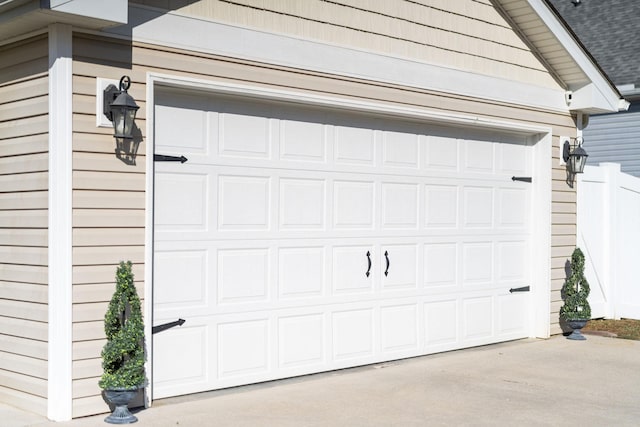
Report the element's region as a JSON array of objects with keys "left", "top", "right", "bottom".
[{"left": 582, "top": 319, "right": 640, "bottom": 340}]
